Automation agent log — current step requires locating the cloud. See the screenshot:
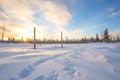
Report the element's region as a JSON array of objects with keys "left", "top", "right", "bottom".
[
  {"left": 43, "top": 2, "right": 71, "bottom": 28},
  {"left": 0, "top": 11, "right": 9, "bottom": 20},
  {"left": 110, "top": 30, "right": 120, "bottom": 36},
  {"left": 108, "top": 8, "right": 114, "bottom": 12},
  {"left": 0, "top": 0, "right": 33, "bottom": 23},
  {"left": 108, "top": 8, "right": 120, "bottom": 18},
  {"left": 0, "top": 0, "right": 73, "bottom": 40},
  {"left": 29, "top": 0, "right": 72, "bottom": 29},
  {"left": 109, "top": 11, "right": 120, "bottom": 18},
  {"left": 0, "top": 0, "right": 72, "bottom": 28},
  {"left": 109, "top": 30, "right": 120, "bottom": 40}
]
